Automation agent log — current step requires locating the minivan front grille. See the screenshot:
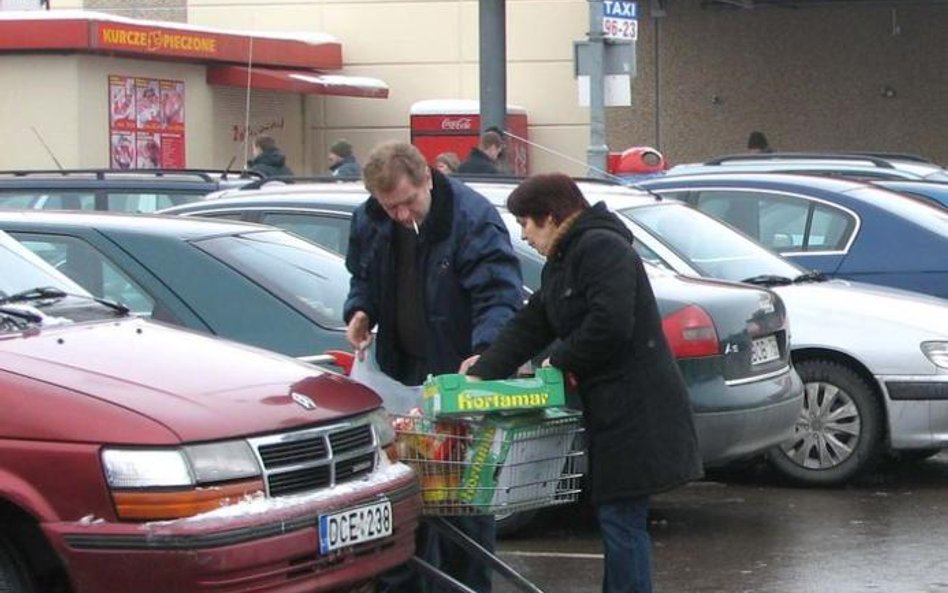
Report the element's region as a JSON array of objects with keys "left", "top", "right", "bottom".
[
  {"left": 249, "top": 420, "right": 377, "bottom": 498},
  {"left": 258, "top": 436, "right": 328, "bottom": 468}
]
